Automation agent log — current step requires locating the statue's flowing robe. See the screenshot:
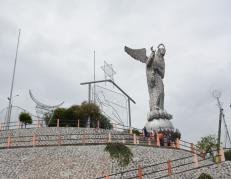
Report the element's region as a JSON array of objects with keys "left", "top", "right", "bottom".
[{"left": 146, "top": 54, "right": 165, "bottom": 111}]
